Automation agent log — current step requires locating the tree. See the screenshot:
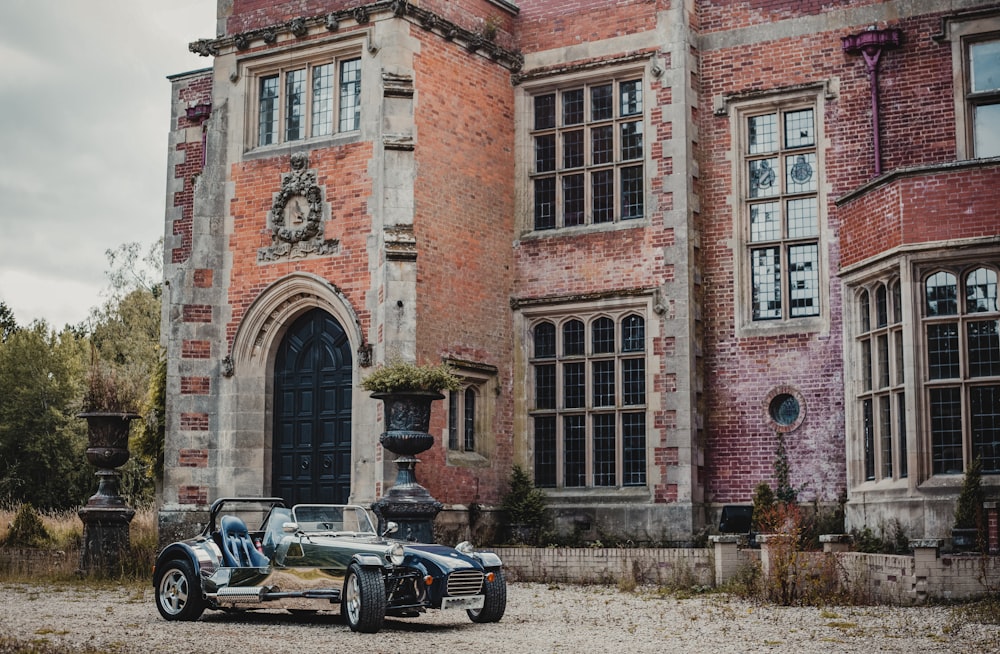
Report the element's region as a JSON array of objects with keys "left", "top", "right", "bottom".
[
  {"left": 0, "top": 301, "right": 16, "bottom": 343},
  {"left": 0, "top": 241, "right": 164, "bottom": 510},
  {"left": 0, "top": 321, "right": 92, "bottom": 508}
]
